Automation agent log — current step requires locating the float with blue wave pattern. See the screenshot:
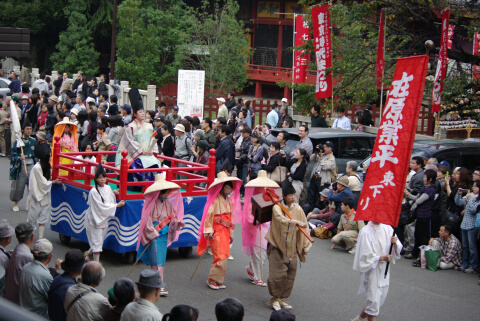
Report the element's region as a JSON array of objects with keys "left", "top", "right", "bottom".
[{"left": 51, "top": 184, "right": 206, "bottom": 253}]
